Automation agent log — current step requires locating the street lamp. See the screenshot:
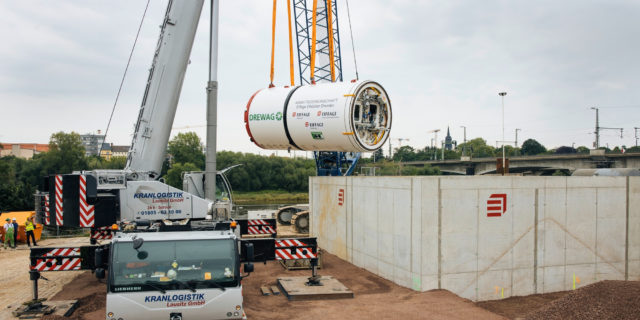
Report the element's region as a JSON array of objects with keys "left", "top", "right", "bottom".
[
  {"left": 460, "top": 125, "right": 467, "bottom": 156},
  {"left": 499, "top": 92, "right": 507, "bottom": 175}
]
